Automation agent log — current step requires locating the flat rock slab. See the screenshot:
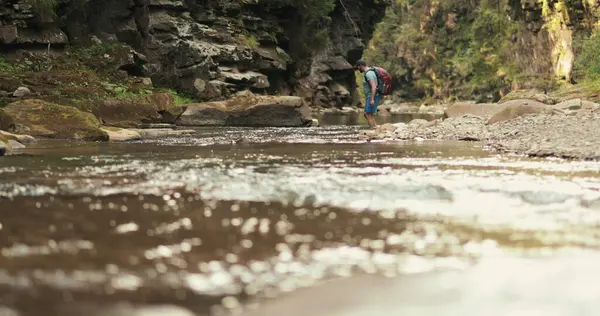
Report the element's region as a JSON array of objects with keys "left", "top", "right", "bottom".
[
  {"left": 487, "top": 102, "right": 553, "bottom": 125},
  {"left": 129, "top": 128, "right": 196, "bottom": 139},
  {"left": 177, "top": 95, "right": 312, "bottom": 127},
  {"left": 554, "top": 98, "right": 599, "bottom": 111},
  {"left": 444, "top": 100, "right": 550, "bottom": 120},
  {"left": 101, "top": 127, "right": 142, "bottom": 142},
  {"left": 444, "top": 103, "right": 511, "bottom": 119},
  {"left": 0, "top": 130, "right": 36, "bottom": 145}
]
